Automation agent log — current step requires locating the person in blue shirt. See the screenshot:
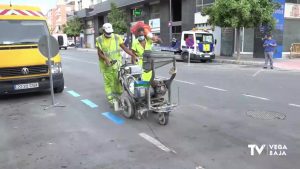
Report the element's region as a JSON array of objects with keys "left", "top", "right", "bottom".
[{"left": 263, "top": 34, "right": 277, "bottom": 69}]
